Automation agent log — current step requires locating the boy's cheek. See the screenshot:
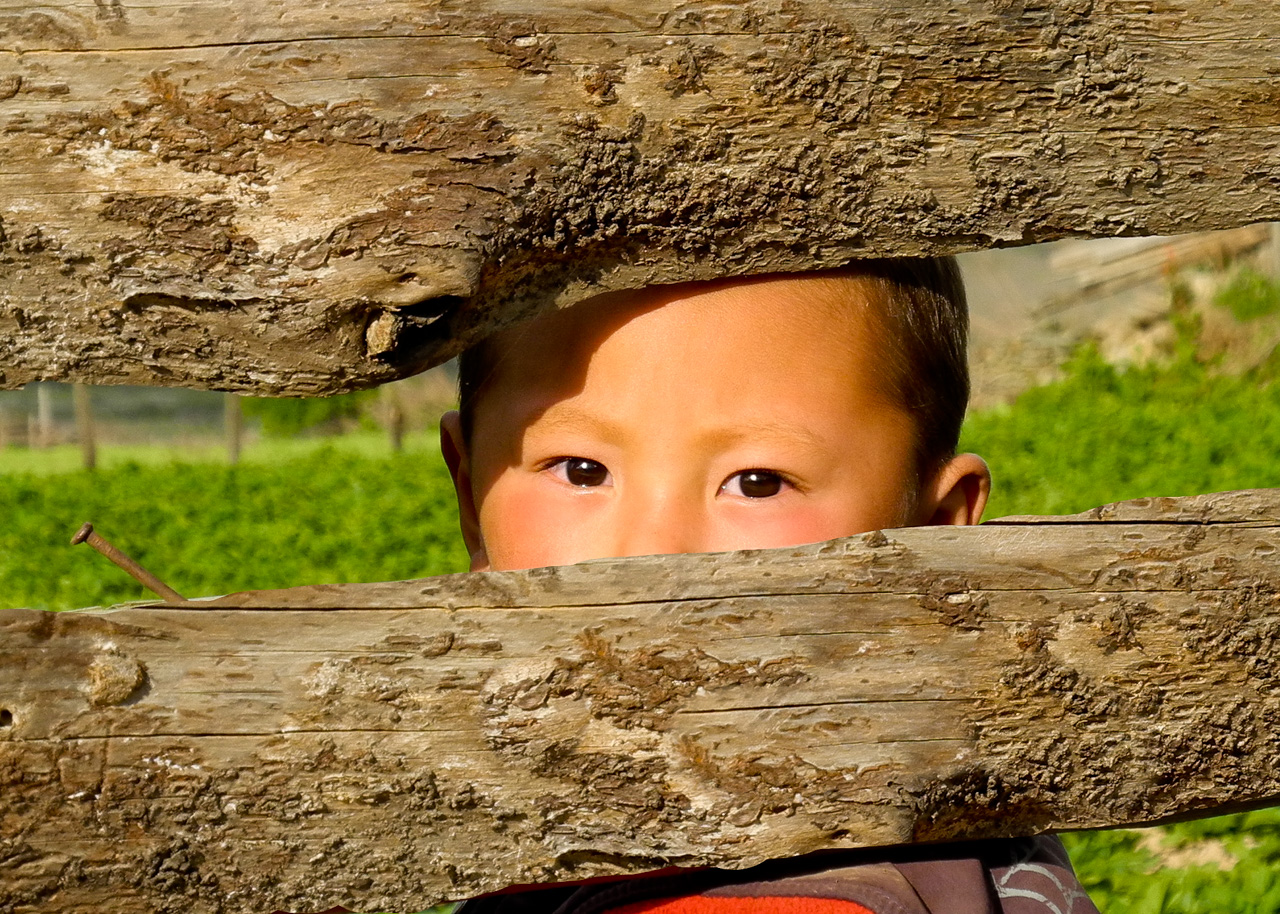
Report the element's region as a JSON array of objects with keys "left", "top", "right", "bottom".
[
  {"left": 479, "top": 497, "right": 899, "bottom": 571},
  {"left": 477, "top": 482, "right": 601, "bottom": 571},
  {"left": 706, "top": 501, "right": 884, "bottom": 554}
]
